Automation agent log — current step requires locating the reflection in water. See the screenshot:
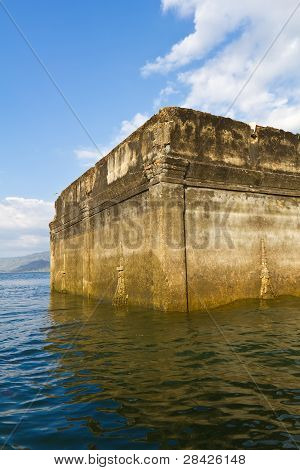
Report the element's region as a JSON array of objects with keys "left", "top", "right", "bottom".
[
  {"left": 46, "top": 293, "right": 300, "bottom": 449},
  {"left": 0, "top": 273, "right": 300, "bottom": 449}
]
